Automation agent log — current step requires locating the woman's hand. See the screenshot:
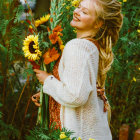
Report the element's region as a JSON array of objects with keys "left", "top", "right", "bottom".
[
  {"left": 34, "top": 69, "right": 52, "bottom": 84},
  {"left": 31, "top": 92, "right": 40, "bottom": 107}
]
